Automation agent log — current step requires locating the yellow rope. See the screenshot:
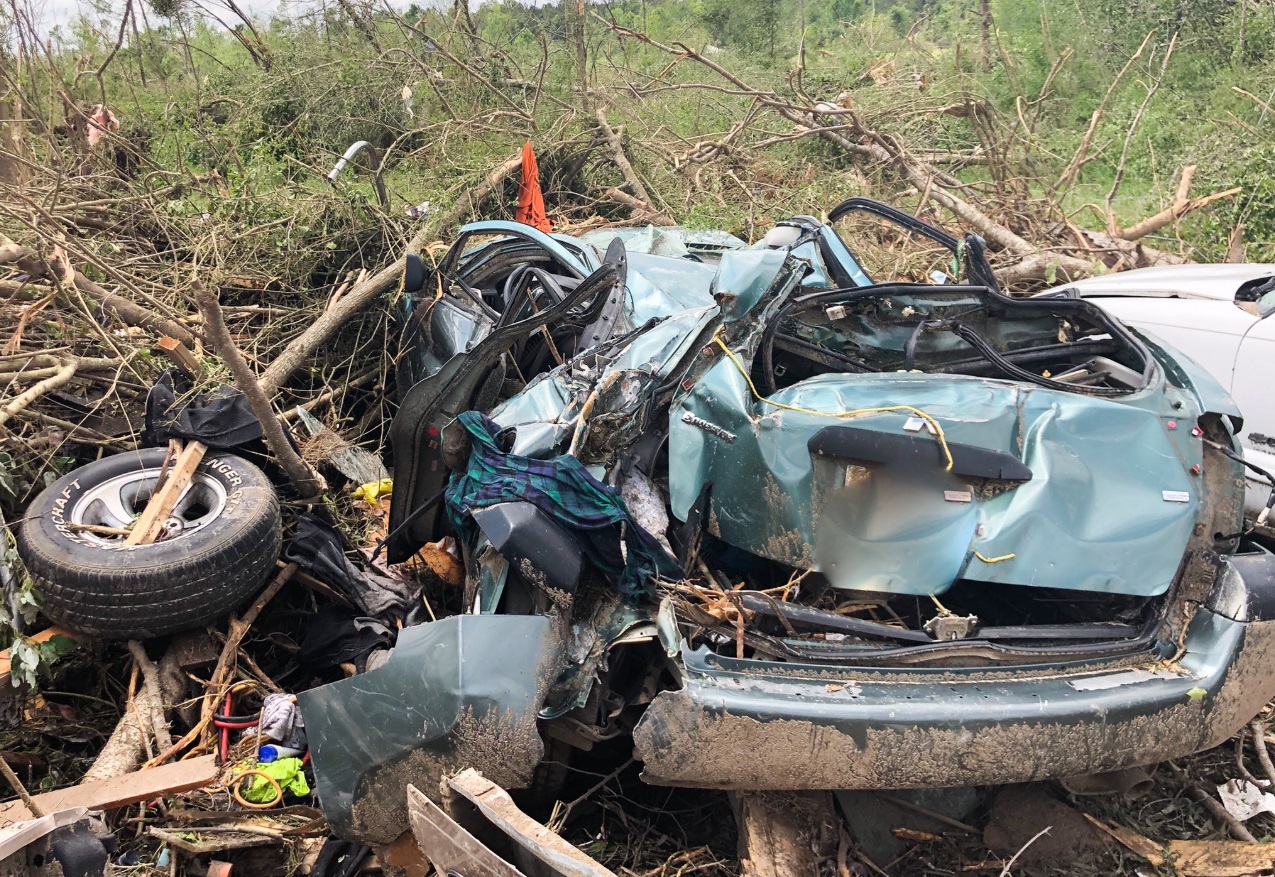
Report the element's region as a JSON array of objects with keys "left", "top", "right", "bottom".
[
  {"left": 709, "top": 328, "right": 954, "bottom": 472},
  {"left": 974, "top": 551, "right": 1017, "bottom": 563}
]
